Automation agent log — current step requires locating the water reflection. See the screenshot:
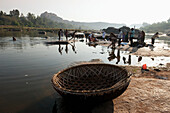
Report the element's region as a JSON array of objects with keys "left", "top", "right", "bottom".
[
  {"left": 127, "top": 55, "right": 131, "bottom": 65},
  {"left": 148, "top": 45, "right": 155, "bottom": 51},
  {"left": 116, "top": 49, "right": 120, "bottom": 64},
  {"left": 108, "top": 48, "right": 116, "bottom": 61},
  {"left": 56, "top": 43, "right": 77, "bottom": 55},
  {"left": 58, "top": 44, "right": 63, "bottom": 55},
  {"left": 70, "top": 42, "right": 77, "bottom": 54},
  {"left": 52, "top": 97, "right": 114, "bottom": 113},
  {"left": 123, "top": 57, "right": 126, "bottom": 64},
  {"left": 65, "top": 44, "right": 68, "bottom": 54}
]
